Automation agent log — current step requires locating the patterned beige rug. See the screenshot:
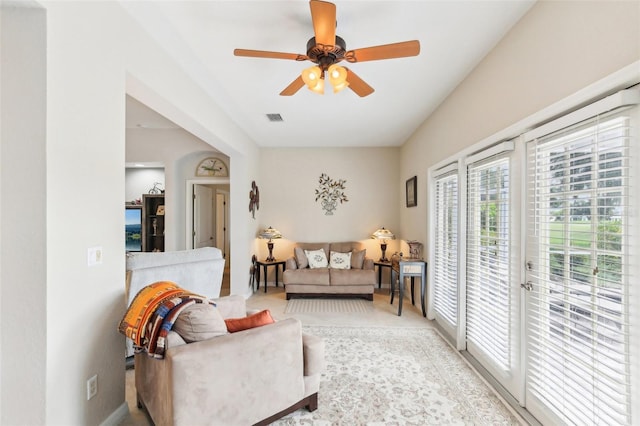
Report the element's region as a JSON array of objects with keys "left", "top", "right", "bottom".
[
  {"left": 275, "top": 326, "right": 524, "bottom": 425},
  {"left": 285, "top": 298, "right": 374, "bottom": 314}
]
